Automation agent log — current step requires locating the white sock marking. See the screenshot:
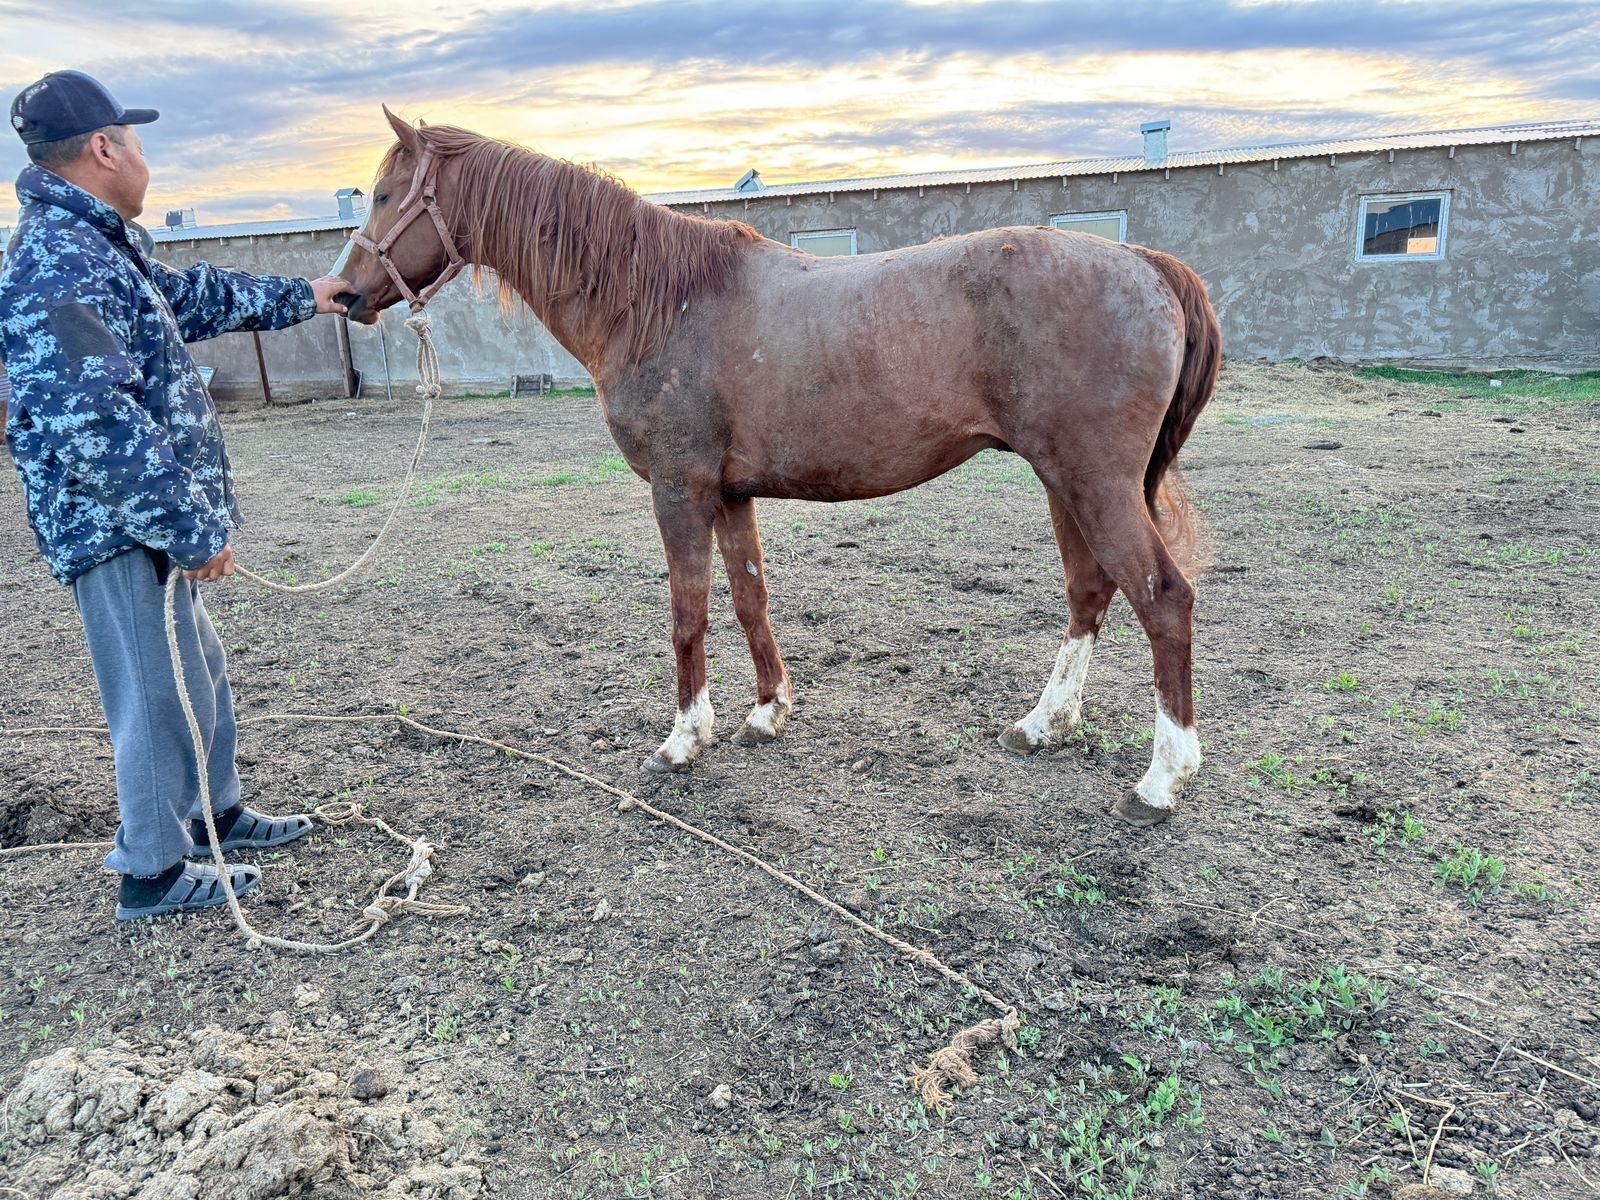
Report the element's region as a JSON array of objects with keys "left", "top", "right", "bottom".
[
  {"left": 1014, "top": 633, "right": 1095, "bottom": 745},
  {"left": 1135, "top": 704, "right": 1201, "bottom": 809},
  {"left": 657, "top": 686, "right": 713, "bottom": 764},
  {"left": 743, "top": 676, "right": 794, "bottom": 736}
]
